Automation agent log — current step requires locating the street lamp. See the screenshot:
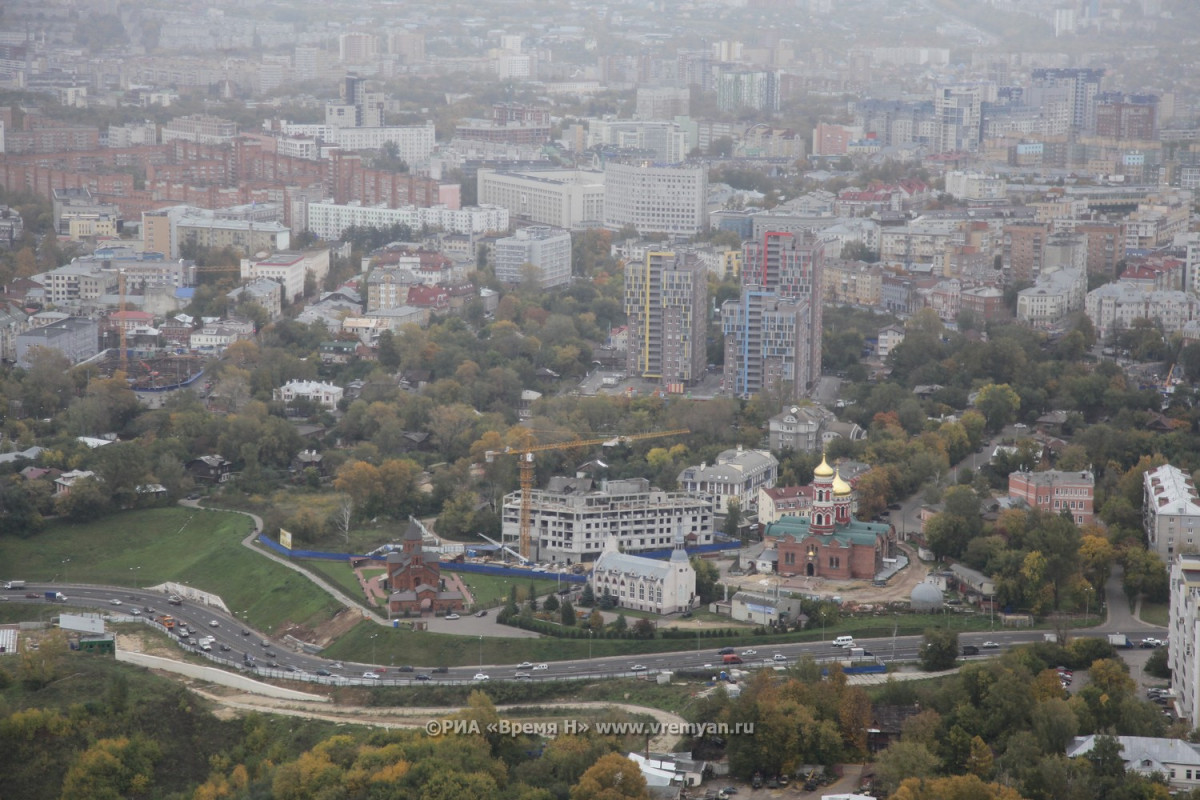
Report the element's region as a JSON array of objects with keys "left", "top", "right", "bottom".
[
  {"left": 478, "top": 635, "right": 483, "bottom": 670},
  {"left": 369, "top": 633, "right": 378, "bottom": 665}
]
